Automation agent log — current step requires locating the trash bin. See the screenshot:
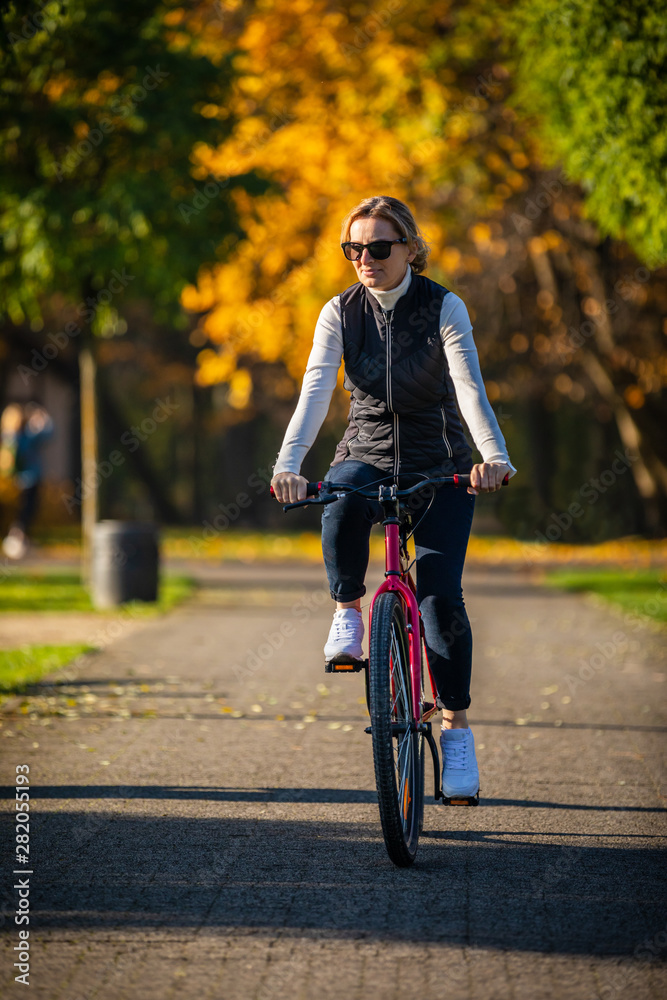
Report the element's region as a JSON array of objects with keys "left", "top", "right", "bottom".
[{"left": 91, "top": 520, "right": 159, "bottom": 608}]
